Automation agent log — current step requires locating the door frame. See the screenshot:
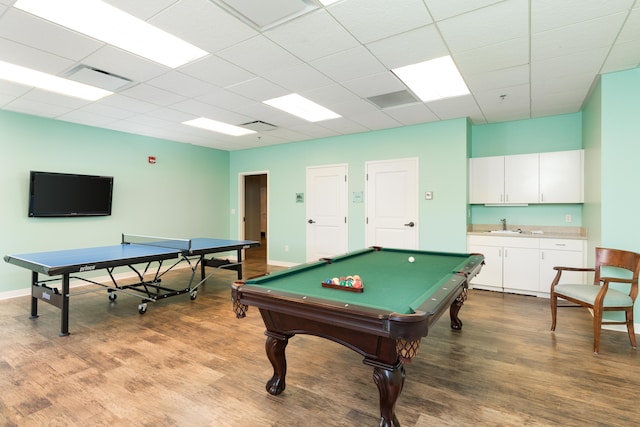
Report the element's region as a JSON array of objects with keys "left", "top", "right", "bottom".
[{"left": 238, "top": 170, "right": 269, "bottom": 260}]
